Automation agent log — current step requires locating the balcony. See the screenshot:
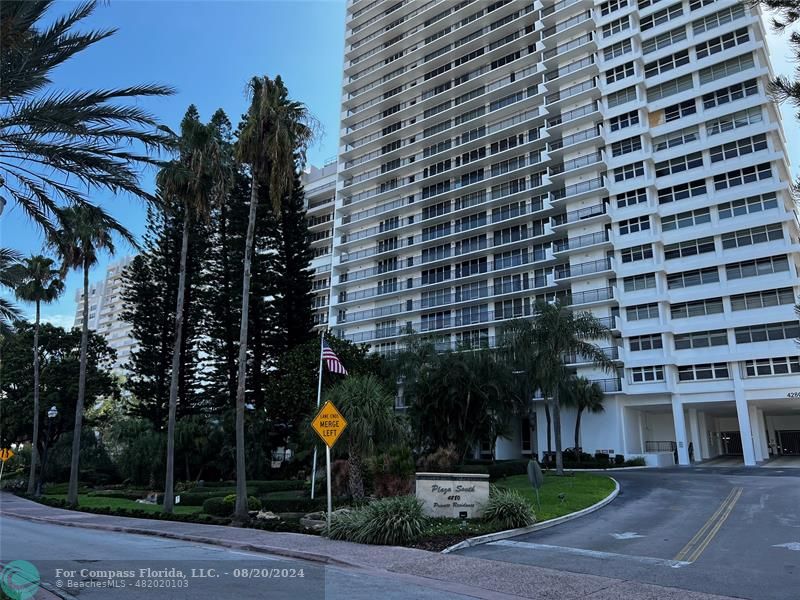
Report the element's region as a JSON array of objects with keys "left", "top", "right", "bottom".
[
  {"left": 550, "top": 176, "right": 606, "bottom": 204},
  {"left": 552, "top": 202, "right": 607, "bottom": 227},
  {"left": 566, "top": 286, "right": 614, "bottom": 306},
  {"left": 554, "top": 258, "right": 612, "bottom": 280},
  {"left": 591, "top": 378, "right": 622, "bottom": 393},
  {"left": 564, "top": 346, "right": 620, "bottom": 364},
  {"left": 552, "top": 230, "right": 609, "bottom": 253}
]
